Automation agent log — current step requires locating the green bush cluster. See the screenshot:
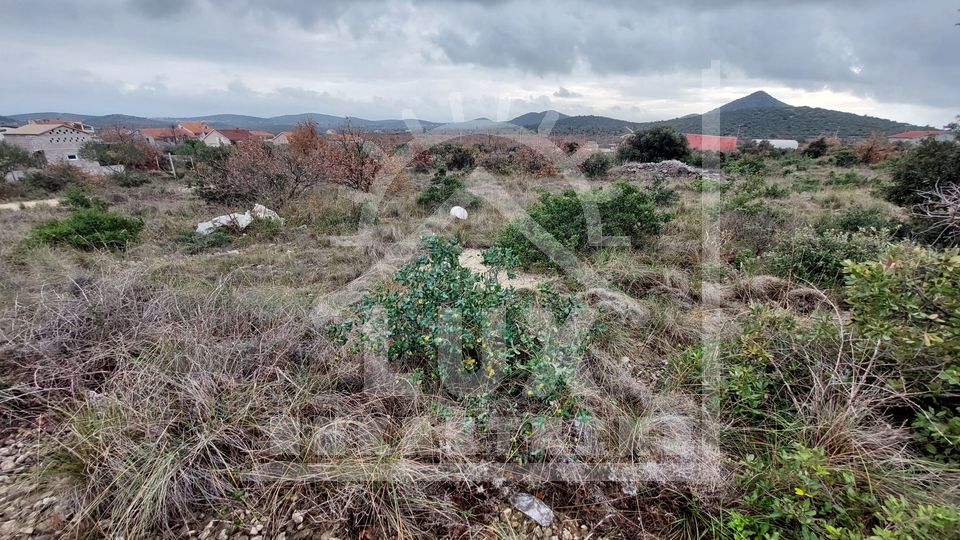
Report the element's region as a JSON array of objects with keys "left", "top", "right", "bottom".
[
  {"left": 26, "top": 200, "right": 144, "bottom": 252},
  {"left": 494, "top": 182, "right": 671, "bottom": 268},
  {"left": 22, "top": 163, "right": 88, "bottom": 193},
  {"left": 616, "top": 125, "right": 689, "bottom": 164},
  {"left": 885, "top": 138, "right": 960, "bottom": 207},
  {"left": 581, "top": 152, "right": 613, "bottom": 178},
  {"left": 845, "top": 247, "right": 960, "bottom": 464},
  {"left": 332, "top": 237, "right": 594, "bottom": 422},
  {"left": 110, "top": 171, "right": 151, "bottom": 188},
  {"left": 416, "top": 170, "right": 480, "bottom": 211},
  {"left": 762, "top": 226, "right": 891, "bottom": 287}
]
